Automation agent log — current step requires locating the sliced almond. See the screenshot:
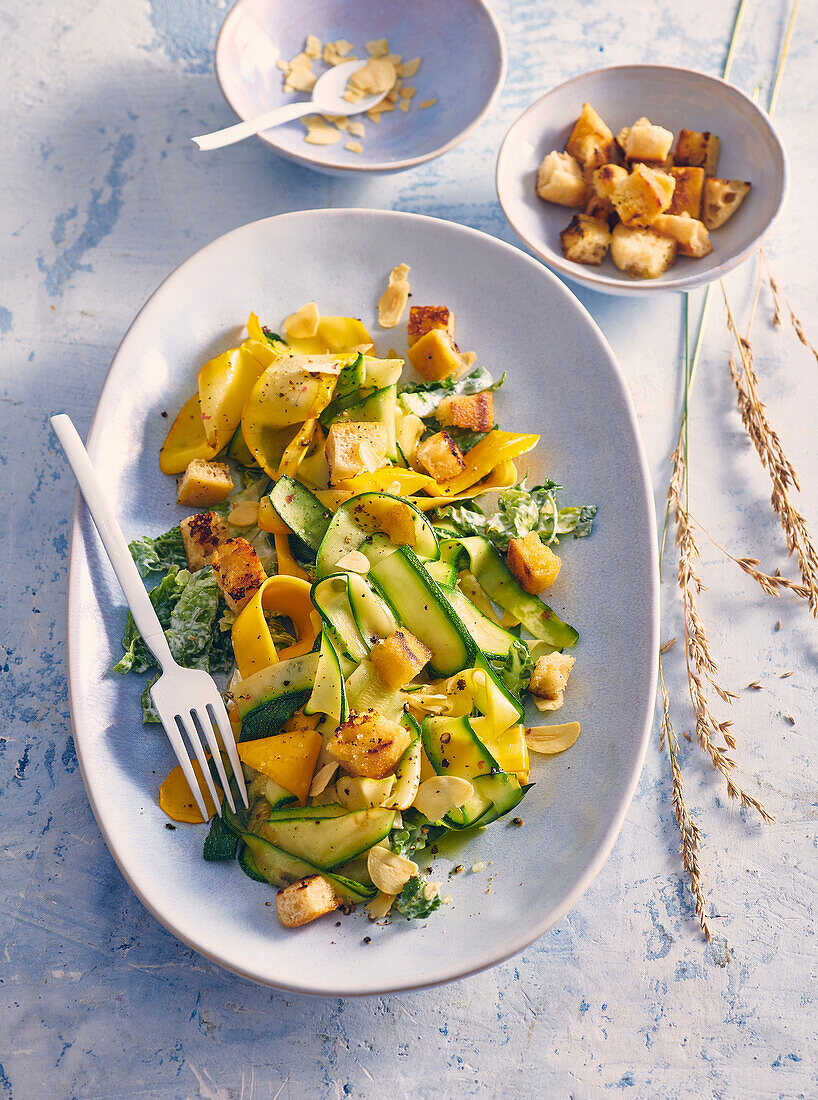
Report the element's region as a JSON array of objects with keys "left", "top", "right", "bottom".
[
  {"left": 378, "top": 262, "right": 411, "bottom": 329},
  {"left": 286, "top": 69, "right": 317, "bottom": 93},
  {"left": 419, "top": 98, "right": 437, "bottom": 109},
  {"left": 303, "top": 117, "right": 342, "bottom": 146},
  {"left": 412, "top": 775, "right": 474, "bottom": 821},
  {"left": 367, "top": 844, "right": 417, "bottom": 894},
  {"left": 424, "top": 881, "right": 441, "bottom": 902},
  {"left": 284, "top": 301, "right": 320, "bottom": 339},
  {"left": 399, "top": 87, "right": 416, "bottom": 99},
  {"left": 287, "top": 51, "right": 312, "bottom": 70},
  {"left": 366, "top": 38, "right": 389, "bottom": 57},
  {"left": 304, "top": 34, "right": 321, "bottom": 59},
  {"left": 533, "top": 692, "right": 564, "bottom": 713},
  {"left": 228, "top": 500, "right": 260, "bottom": 527},
  {"left": 334, "top": 549, "right": 371, "bottom": 573},
  {"left": 275, "top": 57, "right": 288, "bottom": 72},
  {"left": 398, "top": 100, "right": 410, "bottom": 113},
  {"left": 398, "top": 57, "right": 421, "bottom": 78},
  {"left": 308, "top": 761, "right": 339, "bottom": 797},
  {"left": 525, "top": 721, "right": 581, "bottom": 755},
  {"left": 345, "top": 141, "right": 363, "bottom": 154},
  {"left": 348, "top": 120, "right": 365, "bottom": 138},
  {"left": 367, "top": 890, "right": 397, "bottom": 920}
]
